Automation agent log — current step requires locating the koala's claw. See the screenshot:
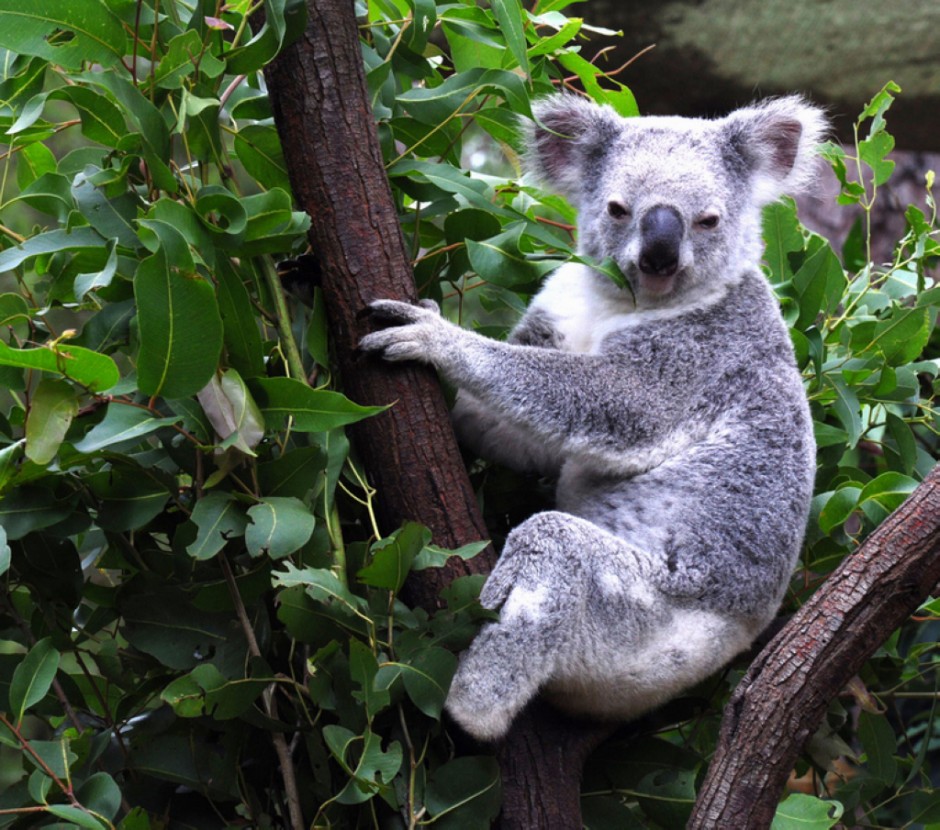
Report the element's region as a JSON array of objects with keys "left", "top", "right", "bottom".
[{"left": 366, "top": 298, "right": 433, "bottom": 323}]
